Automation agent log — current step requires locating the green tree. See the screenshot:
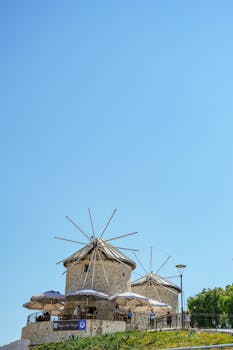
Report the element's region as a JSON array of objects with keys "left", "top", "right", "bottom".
[
  {"left": 223, "top": 285, "right": 233, "bottom": 314},
  {"left": 187, "top": 287, "right": 224, "bottom": 327}
]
